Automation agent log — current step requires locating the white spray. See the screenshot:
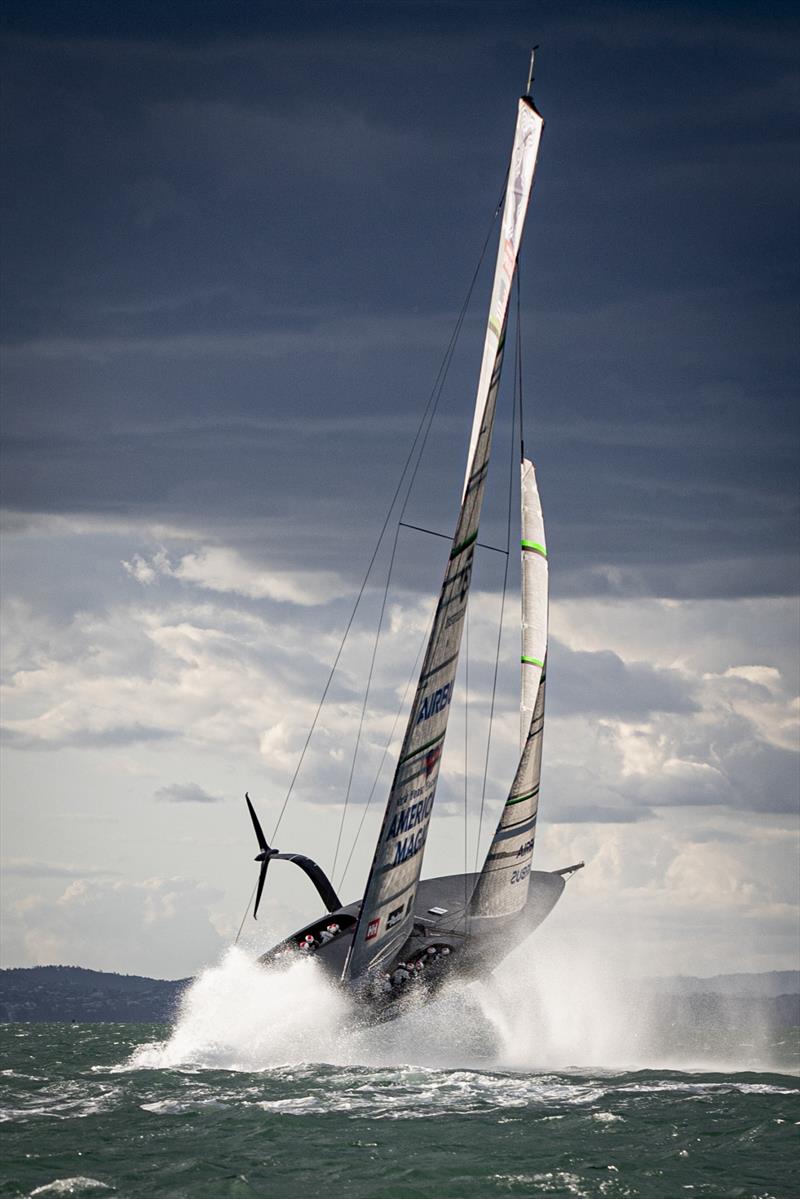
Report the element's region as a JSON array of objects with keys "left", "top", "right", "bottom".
[{"left": 130, "top": 930, "right": 779, "bottom": 1074}]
